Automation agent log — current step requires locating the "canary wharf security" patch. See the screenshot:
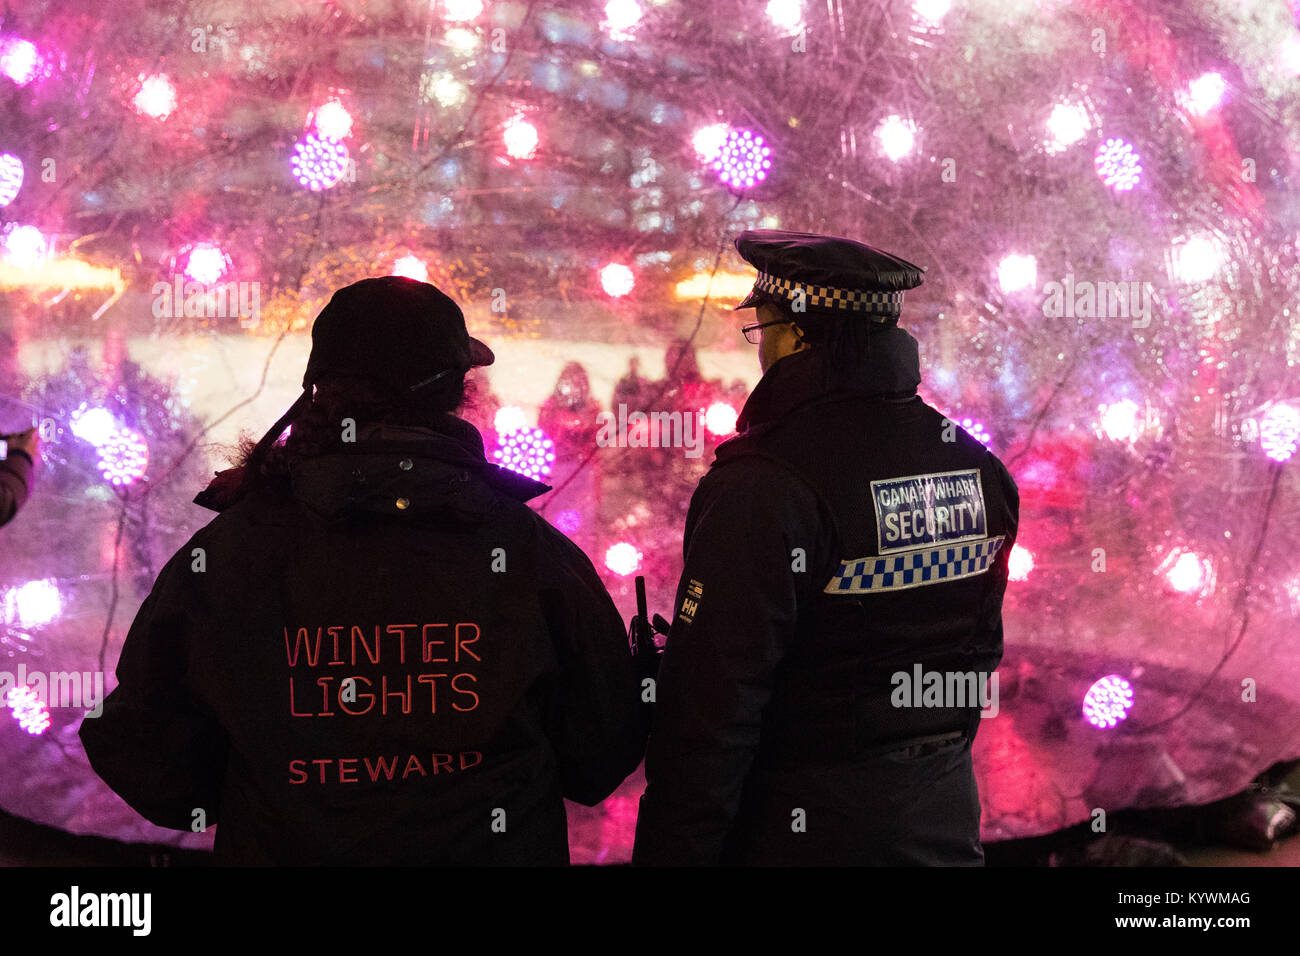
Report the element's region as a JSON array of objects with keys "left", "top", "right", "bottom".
[{"left": 871, "top": 468, "right": 987, "bottom": 554}]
